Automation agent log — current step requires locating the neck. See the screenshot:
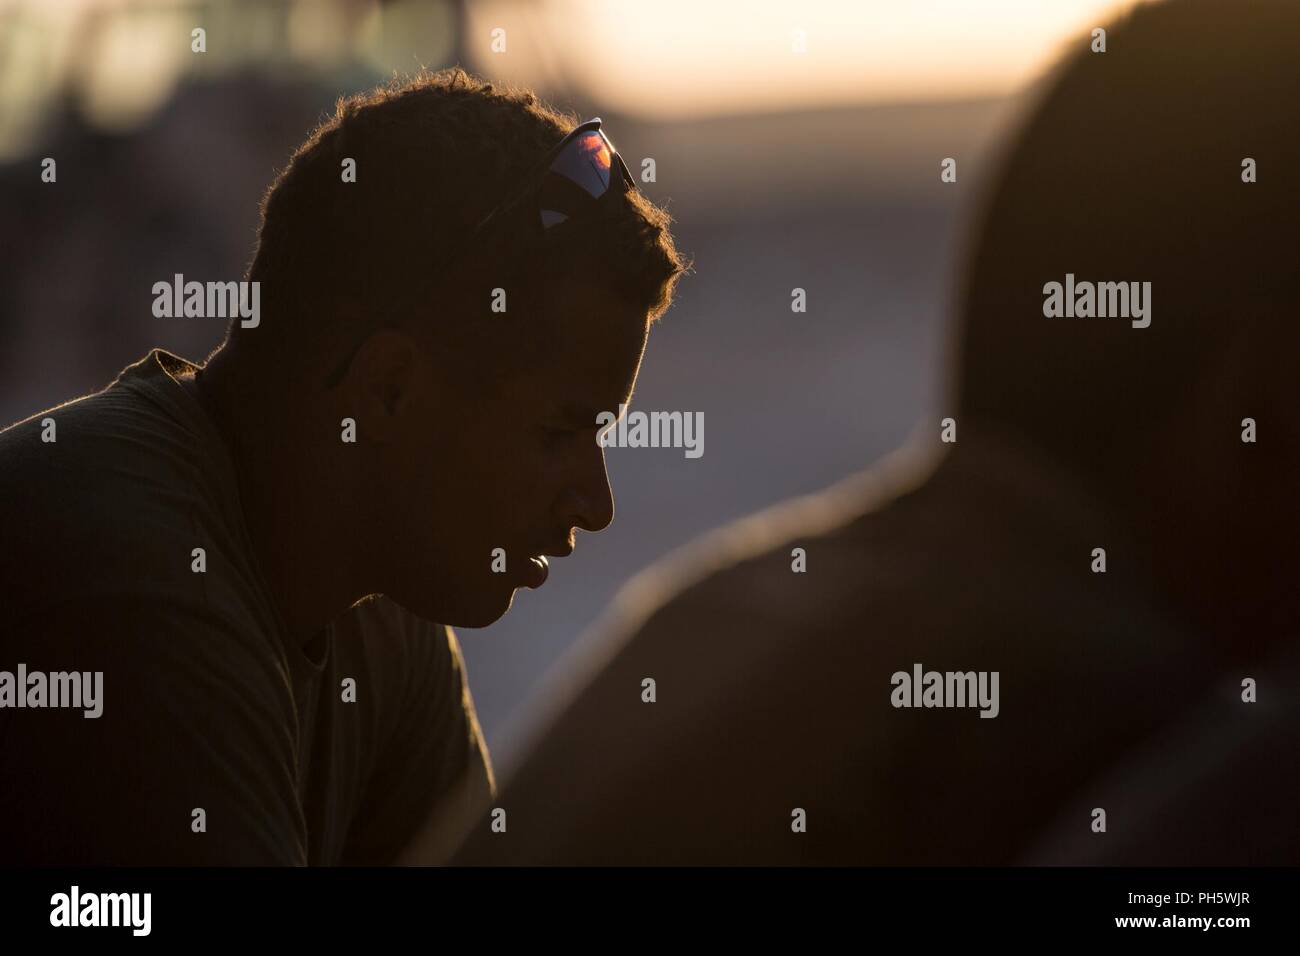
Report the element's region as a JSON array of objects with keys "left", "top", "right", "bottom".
[{"left": 193, "top": 347, "right": 370, "bottom": 647}]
